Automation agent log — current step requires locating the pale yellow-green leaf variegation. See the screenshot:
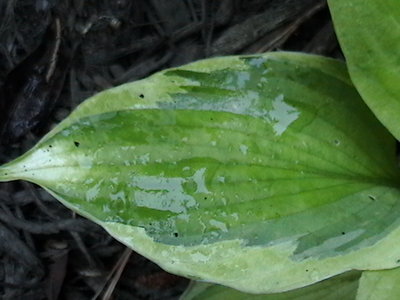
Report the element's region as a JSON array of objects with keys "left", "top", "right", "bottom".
[
  {"left": 329, "top": 0, "right": 400, "bottom": 140},
  {"left": 1, "top": 53, "right": 400, "bottom": 293}
]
